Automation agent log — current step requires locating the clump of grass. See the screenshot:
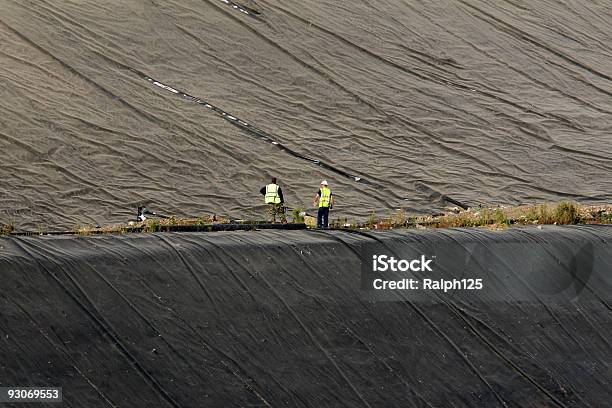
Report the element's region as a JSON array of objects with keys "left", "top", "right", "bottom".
[
  {"left": 393, "top": 209, "right": 407, "bottom": 227},
  {"left": 292, "top": 208, "right": 305, "bottom": 224},
  {"left": 494, "top": 208, "right": 509, "bottom": 226},
  {"left": 478, "top": 209, "right": 493, "bottom": 226},
  {"left": 347, "top": 218, "right": 359, "bottom": 229},
  {"left": 538, "top": 204, "right": 553, "bottom": 224},
  {"left": 366, "top": 211, "right": 377, "bottom": 229},
  {"left": 36, "top": 224, "right": 47, "bottom": 235},
  {"left": 593, "top": 210, "right": 612, "bottom": 224},
  {"left": 436, "top": 213, "right": 470, "bottom": 228},
  {"left": 144, "top": 219, "right": 162, "bottom": 233},
  {"left": 553, "top": 201, "right": 580, "bottom": 225},
  {"left": 448, "top": 213, "right": 467, "bottom": 227},
  {"left": 0, "top": 223, "right": 14, "bottom": 235},
  {"left": 524, "top": 205, "right": 539, "bottom": 223}
]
